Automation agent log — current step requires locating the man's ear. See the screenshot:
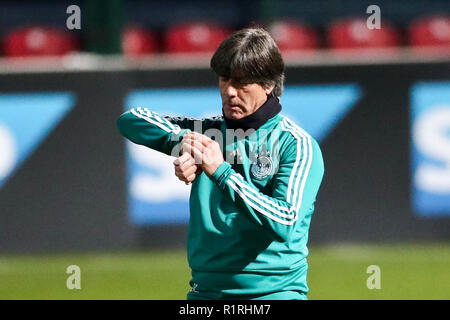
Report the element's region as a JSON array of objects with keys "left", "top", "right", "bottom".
[{"left": 265, "top": 85, "right": 275, "bottom": 95}]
